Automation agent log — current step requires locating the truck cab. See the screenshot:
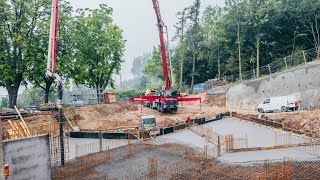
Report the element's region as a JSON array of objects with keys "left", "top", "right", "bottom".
[{"left": 157, "top": 89, "right": 179, "bottom": 112}]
